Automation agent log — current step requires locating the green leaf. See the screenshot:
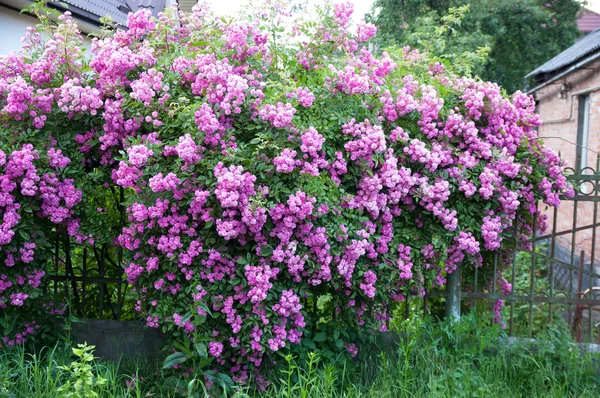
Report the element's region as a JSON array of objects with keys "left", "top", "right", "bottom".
[
  {"left": 259, "top": 245, "right": 273, "bottom": 257},
  {"left": 162, "top": 352, "right": 188, "bottom": 369},
  {"left": 195, "top": 342, "right": 208, "bottom": 358},
  {"left": 313, "top": 332, "right": 327, "bottom": 342},
  {"left": 216, "top": 372, "right": 234, "bottom": 388},
  {"left": 236, "top": 257, "right": 248, "bottom": 265},
  {"left": 181, "top": 311, "right": 193, "bottom": 324},
  {"left": 303, "top": 339, "right": 316, "bottom": 350},
  {"left": 190, "top": 40, "right": 209, "bottom": 47}
]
